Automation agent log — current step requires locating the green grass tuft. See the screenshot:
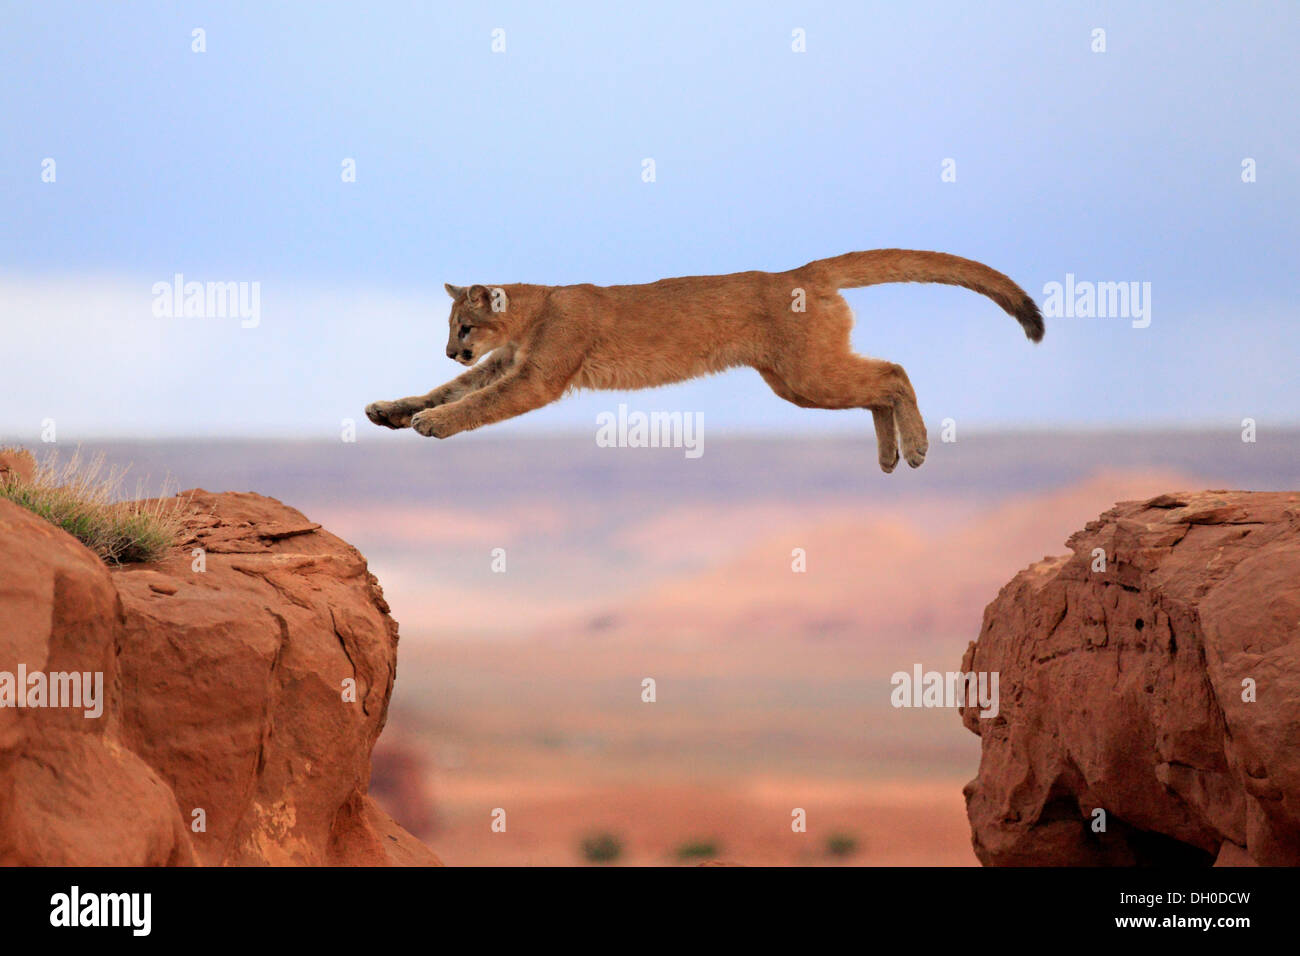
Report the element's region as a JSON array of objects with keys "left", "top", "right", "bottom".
[
  {"left": 826, "top": 832, "right": 860, "bottom": 858},
  {"left": 0, "top": 447, "right": 187, "bottom": 565},
  {"left": 579, "top": 832, "right": 623, "bottom": 864},
  {"left": 674, "top": 839, "right": 721, "bottom": 862}
]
